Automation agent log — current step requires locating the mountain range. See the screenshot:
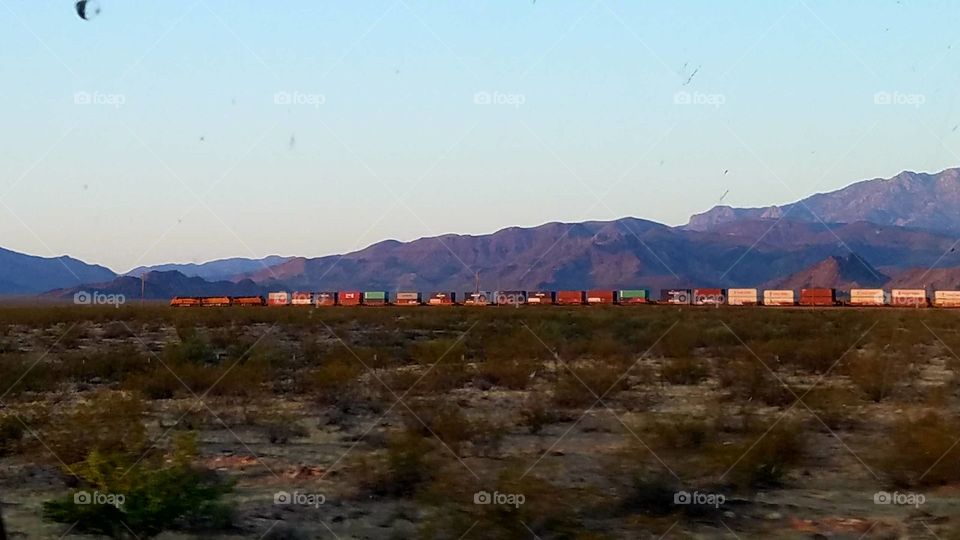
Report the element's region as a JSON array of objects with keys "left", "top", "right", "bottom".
[{"left": 9, "top": 166, "right": 960, "bottom": 299}]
